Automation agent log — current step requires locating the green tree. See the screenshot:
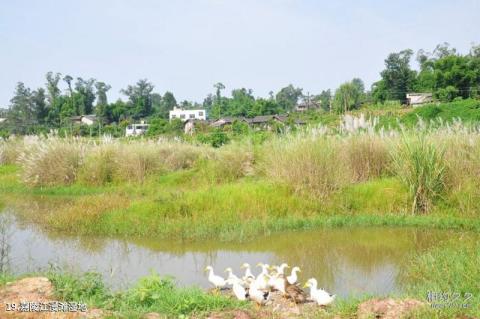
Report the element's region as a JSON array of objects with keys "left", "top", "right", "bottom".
[
  {"left": 317, "top": 89, "right": 332, "bottom": 111},
  {"left": 7, "top": 82, "right": 34, "bottom": 133},
  {"left": 95, "top": 82, "right": 111, "bottom": 106},
  {"left": 121, "top": 79, "right": 154, "bottom": 119},
  {"left": 45, "top": 72, "right": 62, "bottom": 109},
  {"left": 378, "top": 49, "right": 417, "bottom": 102},
  {"left": 275, "top": 85, "right": 303, "bottom": 112},
  {"left": 75, "top": 78, "right": 96, "bottom": 115},
  {"left": 333, "top": 80, "right": 364, "bottom": 113},
  {"left": 250, "top": 98, "right": 281, "bottom": 116},
  {"left": 155, "top": 91, "right": 177, "bottom": 118},
  {"left": 211, "top": 82, "right": 226, "bottom": 118},
  {"left": 227, "top": 88, "right": 255, "bottom": 116},
  {"left": 31, "top": 88, "right": 48, "bottom": 124}
]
